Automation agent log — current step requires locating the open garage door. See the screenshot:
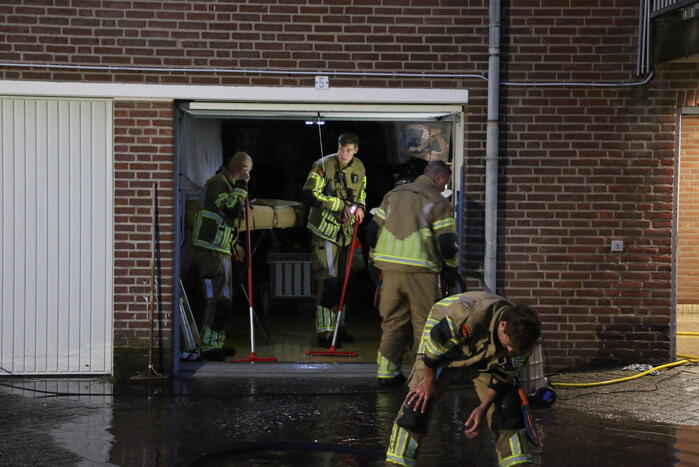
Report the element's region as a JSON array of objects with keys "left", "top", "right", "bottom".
[
  {"left": 174, "top": 101, "right": 464, "bottom": 374},
  {"left": 0, "top": 97, "right": 113, "bottom": 375}
]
